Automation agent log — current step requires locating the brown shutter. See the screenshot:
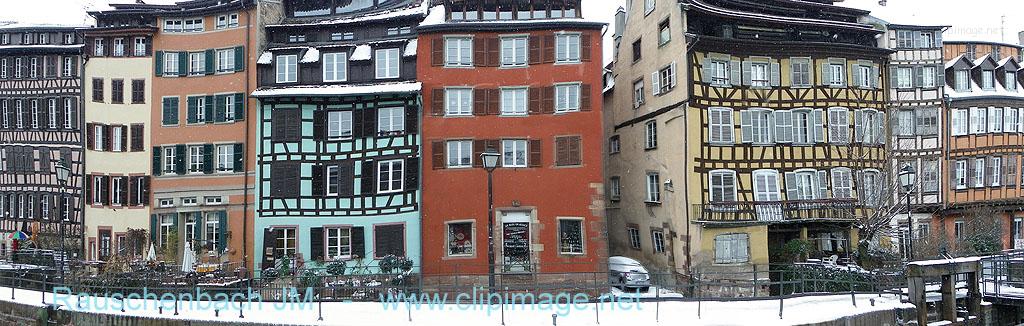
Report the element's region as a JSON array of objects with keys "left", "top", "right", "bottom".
[
  {"left": 431, "top": 140, "right": 445, "bottom": 170},
  {"left": 119, "top": 177, "right": 128, "bottom": 205},
  {"left": 485, "top": 140, "right": 500, "bottom": 154},
  {"left": 473, "top": 89, "right": 487, "bottom": 116},
  {"left": 472, "top": 140, "right": 485, "bottom": 168},
  {"left": 130, "top": 124, "right": 143, "bottom": 152},
  {"left": 120, "top": 125, "right": 128, "bottom": 152},
  {"left": 528, "top": 36, "right": 541, "bottom": 65},
  {"left": 86, "top": 123, "right": 94, "bottom": 150},
  {"left": 487, "top": 89, "right": 500, "bottom": 115},
  {"left": 529, "top": 139, "right": 541, "bottom": 168},
  {"left": 487, "top": 37, "right": 500, "bottom": 67},
  {"left": 431, "top": 88, "right": 445, "bottom": 116},
  {"left": 542, "top": 86, "right": 555, "bottom": 114},
  {"left": 543, "top": 35, "right": 555, "bottom": 63},
  {"left": 528, "top": 87, "right": 541, "bottom": 115},
  {"left": 473, "top": 38, "right": 486, "bottom": 67},
  {"left": 103, "top": 125, "right": 112, "bottom": 151},
  {"left": 580, "top": 84, "right": 592, "bottom": 111},
  {"left": 431, "top": 37, "right": 444, "bottom": 66},
  {"left": 129, "top": 177, "right": 139, "bottom": 206},
  {"left": 581, "top": 33, "right": 592, "bottom": 62},
  {"left": 555, "top": 137, "right": 568, "bottom": 166},
  {"left": 85, "top": 175, "right": 93, "bottom": 205},
  {"left": 569, "top": 136, "right": 581, "bottom": 165}
]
